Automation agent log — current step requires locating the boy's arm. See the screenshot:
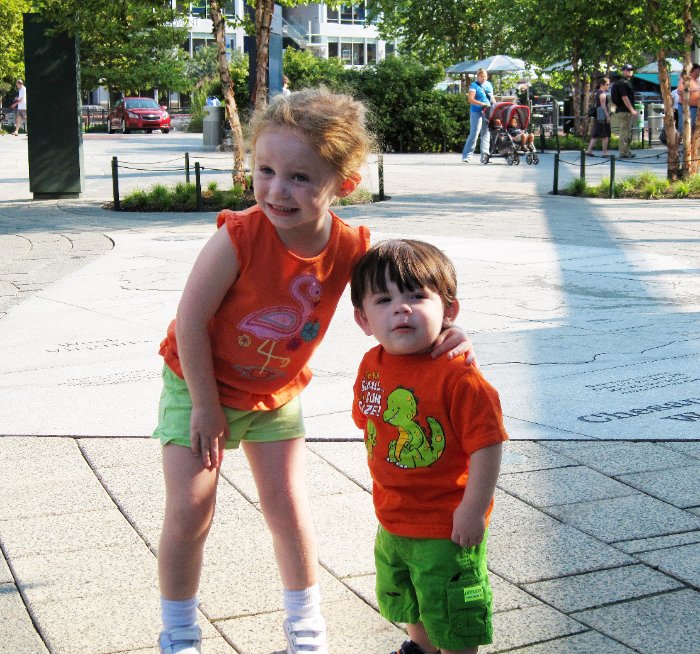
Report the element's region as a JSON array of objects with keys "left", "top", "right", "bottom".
[
  {"left": 451, "top": 443, "right": 503, "bottom": 548},
  {"left": 176, "top": 225, "right": 239, "bottom": 469}
]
